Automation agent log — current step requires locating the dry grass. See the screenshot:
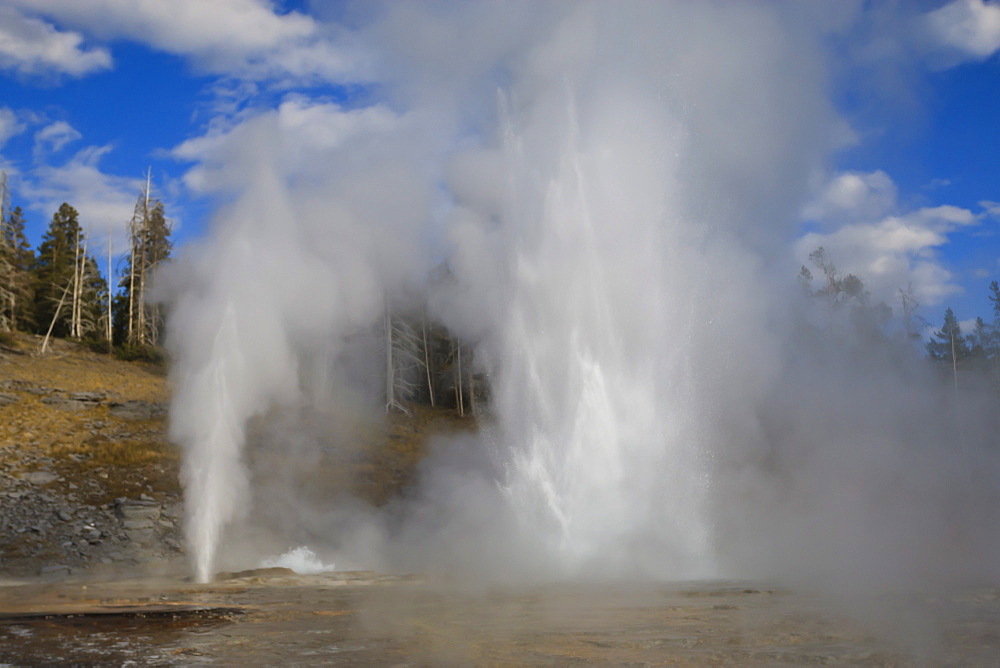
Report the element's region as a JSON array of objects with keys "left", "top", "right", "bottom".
[
  {"left": 1, "top": 331, "right": 477, "bottom": 510},
  {"left": 355, "top": 402, "right": 477, "bottom": 506},
  {"left": 0, "top": 332, "right": 177, "bottom": 505}
]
